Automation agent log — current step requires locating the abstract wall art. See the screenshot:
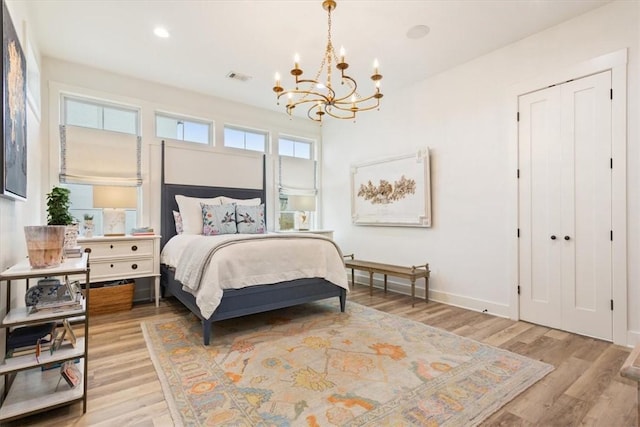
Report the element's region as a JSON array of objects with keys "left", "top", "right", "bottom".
[
  {"left": 1, "top": 0, "right": 27, "bottom": 200},
  {"left": 351, "top": 148, "right": 431, "bottom": 227}
]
